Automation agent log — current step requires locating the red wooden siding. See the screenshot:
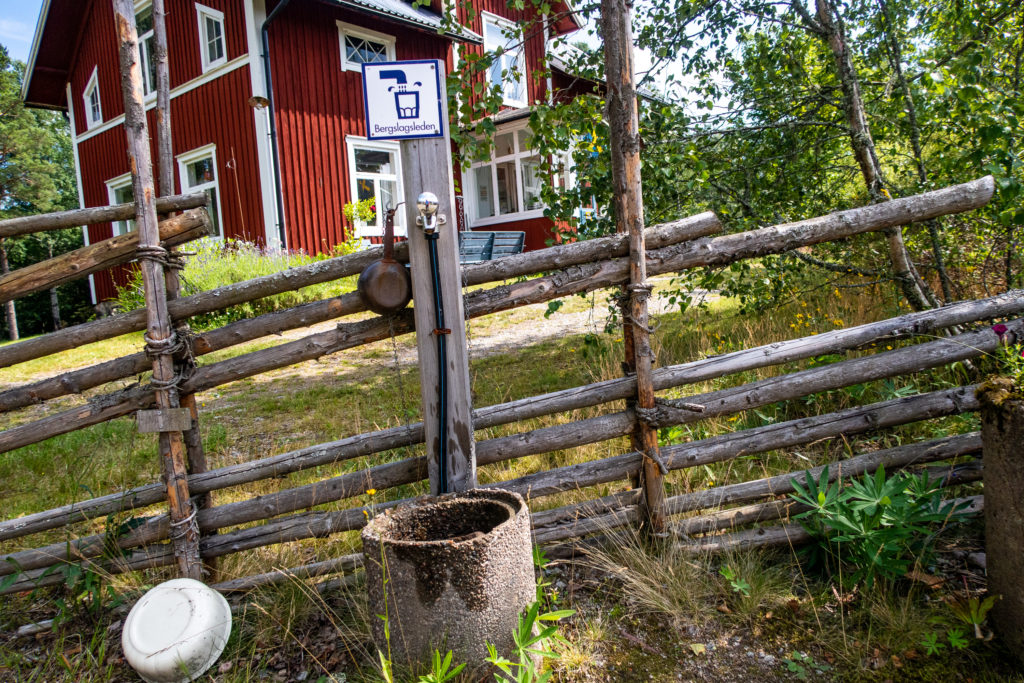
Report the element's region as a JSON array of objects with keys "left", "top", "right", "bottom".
[
  {"left": 267, "top": 1, "right": 449, "bottom": 255},
  {"left": 456, "top": 0, "right": 550, "bottom": 111},
  {"left": 69, "top": 0, "right": 249, "bottom": 138},
  {"left": 79, "top": 64, "right": 262, "bottom": 301}
]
